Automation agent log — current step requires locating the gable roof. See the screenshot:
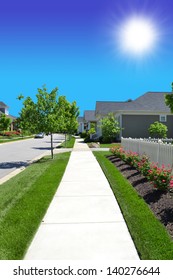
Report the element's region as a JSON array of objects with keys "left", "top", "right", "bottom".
[
  {"left": 96, "top": 92, "right": 172, "bottom": 115},
  {"left": 0, "top": 101, "right": 8, "bottom": 108}
]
